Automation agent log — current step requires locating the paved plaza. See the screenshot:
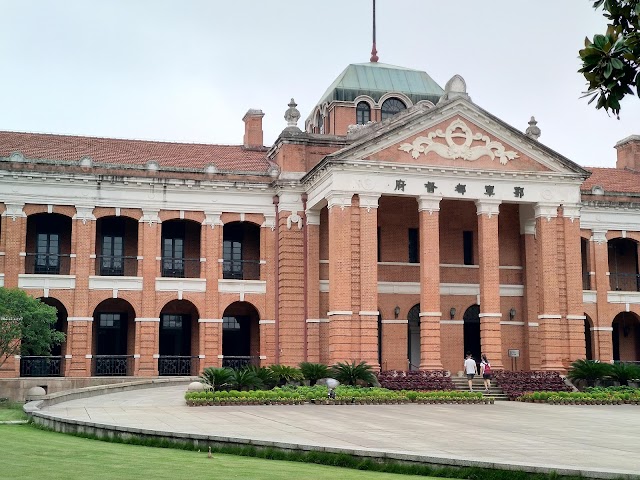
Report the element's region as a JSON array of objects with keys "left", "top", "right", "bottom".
[{"left": 39, "top": 385, "right": 640, "bottom": 478}]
